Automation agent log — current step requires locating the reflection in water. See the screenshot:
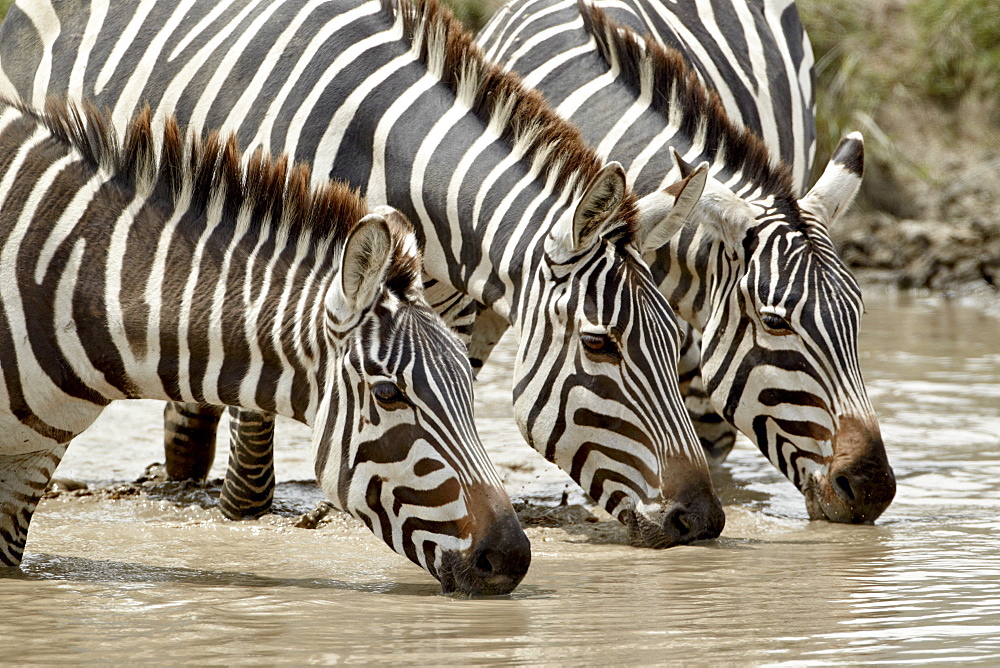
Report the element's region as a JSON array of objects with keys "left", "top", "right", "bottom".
[{"left": 3, "top": 289, "right": 999, "bottom": 663}]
